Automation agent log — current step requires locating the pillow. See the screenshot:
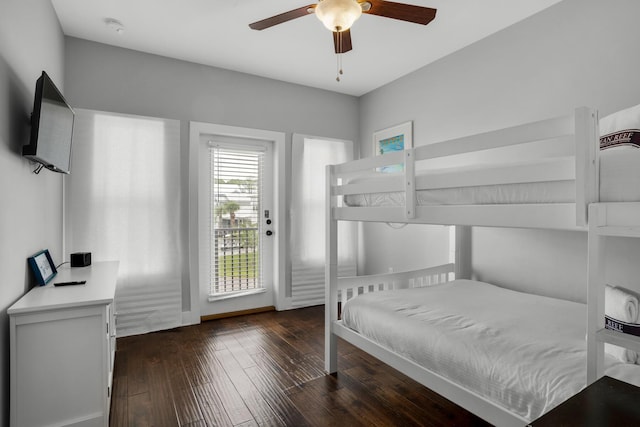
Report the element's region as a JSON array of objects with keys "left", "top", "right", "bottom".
[
  {"left": 604, "top": 284, "right": 640, "bottom": 364},
  {"left": 599, "top": 103, "right": 640, "bottom": 201},
  {"left": 599, "top": 103, "right": 640, "bottom": 150}
]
